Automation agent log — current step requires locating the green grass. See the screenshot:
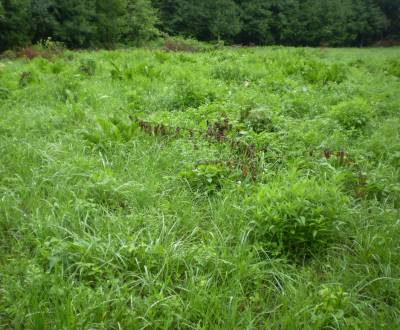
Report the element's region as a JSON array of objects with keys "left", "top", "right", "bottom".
[{"left": 0, "top": 46, "right": 399, "bottom": 329}]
